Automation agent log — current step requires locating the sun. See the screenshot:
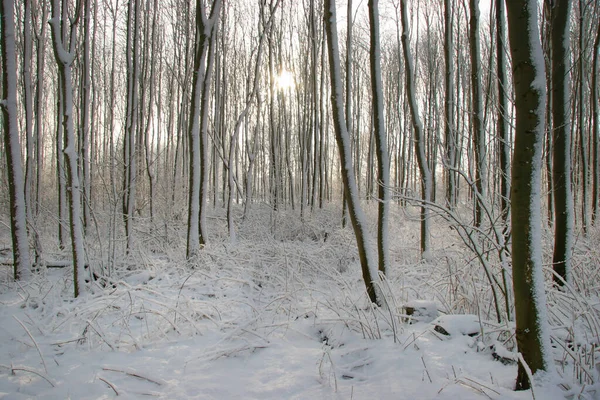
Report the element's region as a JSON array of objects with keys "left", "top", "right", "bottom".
[{"left": 275, "top": 69, "right": 295, "bottom": 90}]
